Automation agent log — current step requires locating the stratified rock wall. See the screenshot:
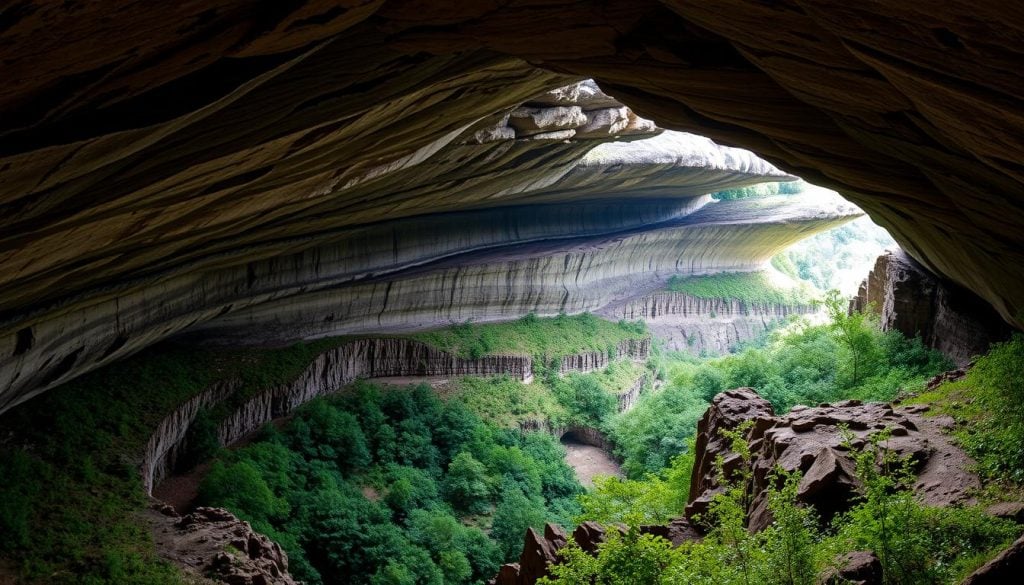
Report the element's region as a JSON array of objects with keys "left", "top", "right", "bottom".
[
  {"left": 607, "top": 291, "right": 818, "bottom": 354},
  {"left": 141, "top": 337, "right": 534, "bottom": 493},
  {"left": 2, "top": 1, "right": 1024, "bottom": 410},
  {"left": 187, "top": 195, "right": 857, "bottom": 346},
  {"left": 557, "top": 338, "right": 650, "bottom": 375},
  {"left": 851, "top": 250, "right": 1013, "bottom": 365}
]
